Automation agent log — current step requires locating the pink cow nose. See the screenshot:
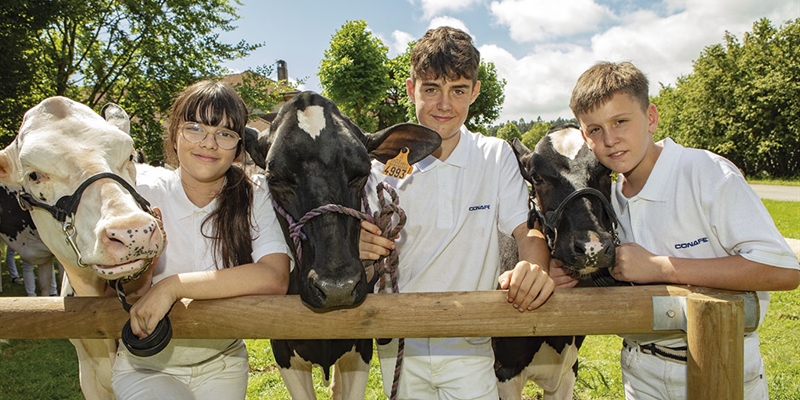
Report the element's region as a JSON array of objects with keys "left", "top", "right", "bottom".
[{"left": 102, "top": 216, "right": 162, "bottom": 261}]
